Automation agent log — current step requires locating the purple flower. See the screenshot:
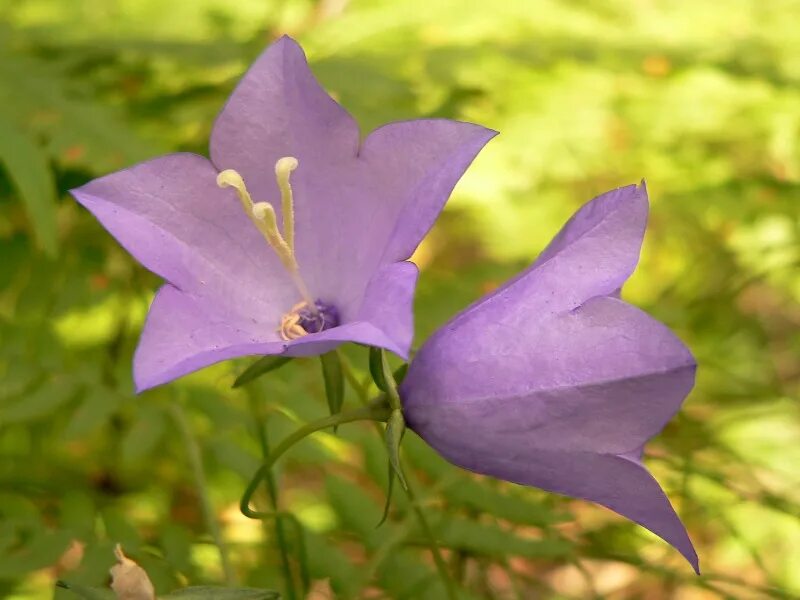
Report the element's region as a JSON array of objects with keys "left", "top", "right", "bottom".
[
  {"left": 70, "top": 36, "right": 495, "bottom": 392},
  {"left": 401, "top": 183, "right": 699, "bottom": 572}
]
